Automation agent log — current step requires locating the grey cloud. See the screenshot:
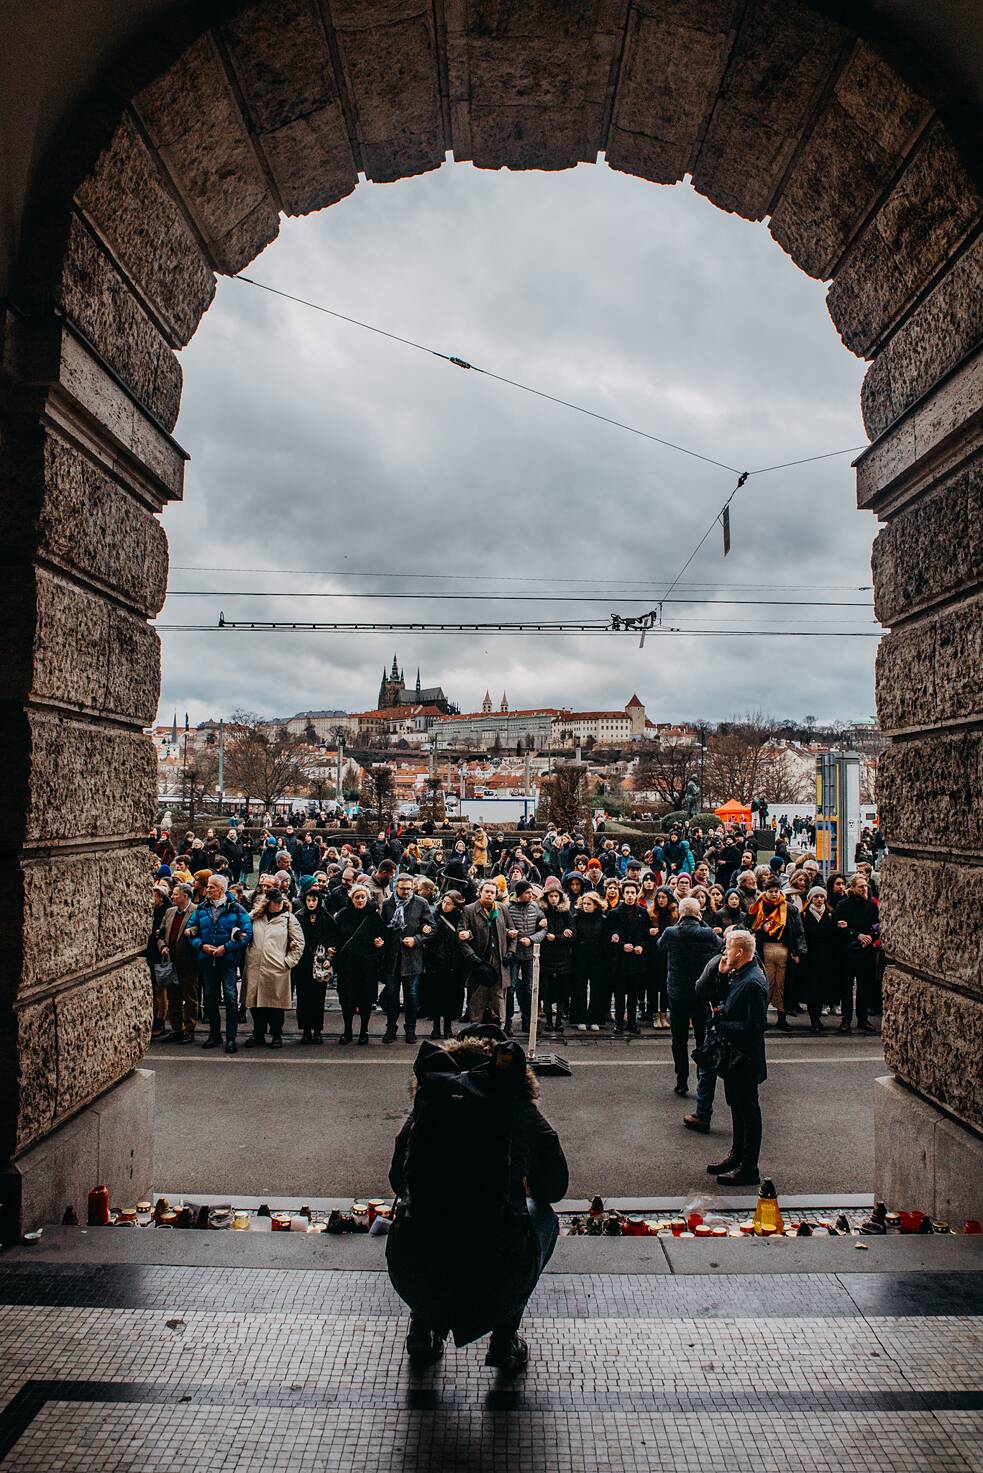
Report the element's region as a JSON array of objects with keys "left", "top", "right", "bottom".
[{"left": 159, "top": 161, "right": 877, "bottom": 727}]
